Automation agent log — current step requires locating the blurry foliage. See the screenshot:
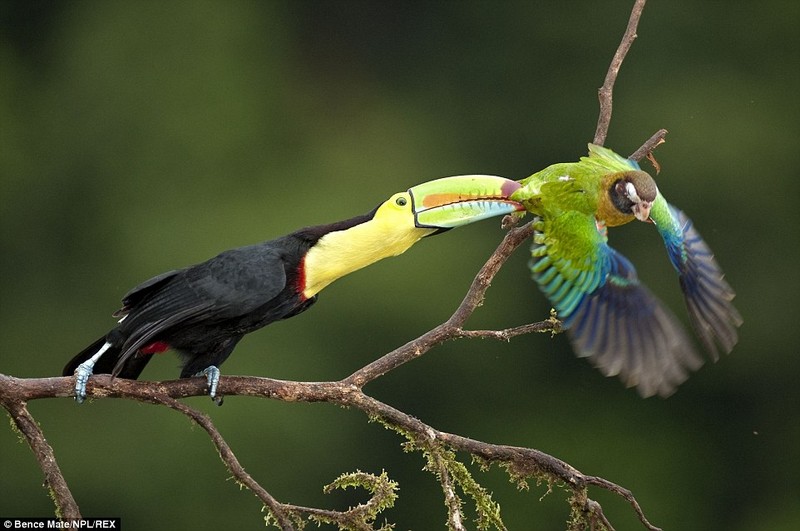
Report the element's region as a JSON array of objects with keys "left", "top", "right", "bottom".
[{"left": 1, "top": 1, "right": 798, "bottom": 529}]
